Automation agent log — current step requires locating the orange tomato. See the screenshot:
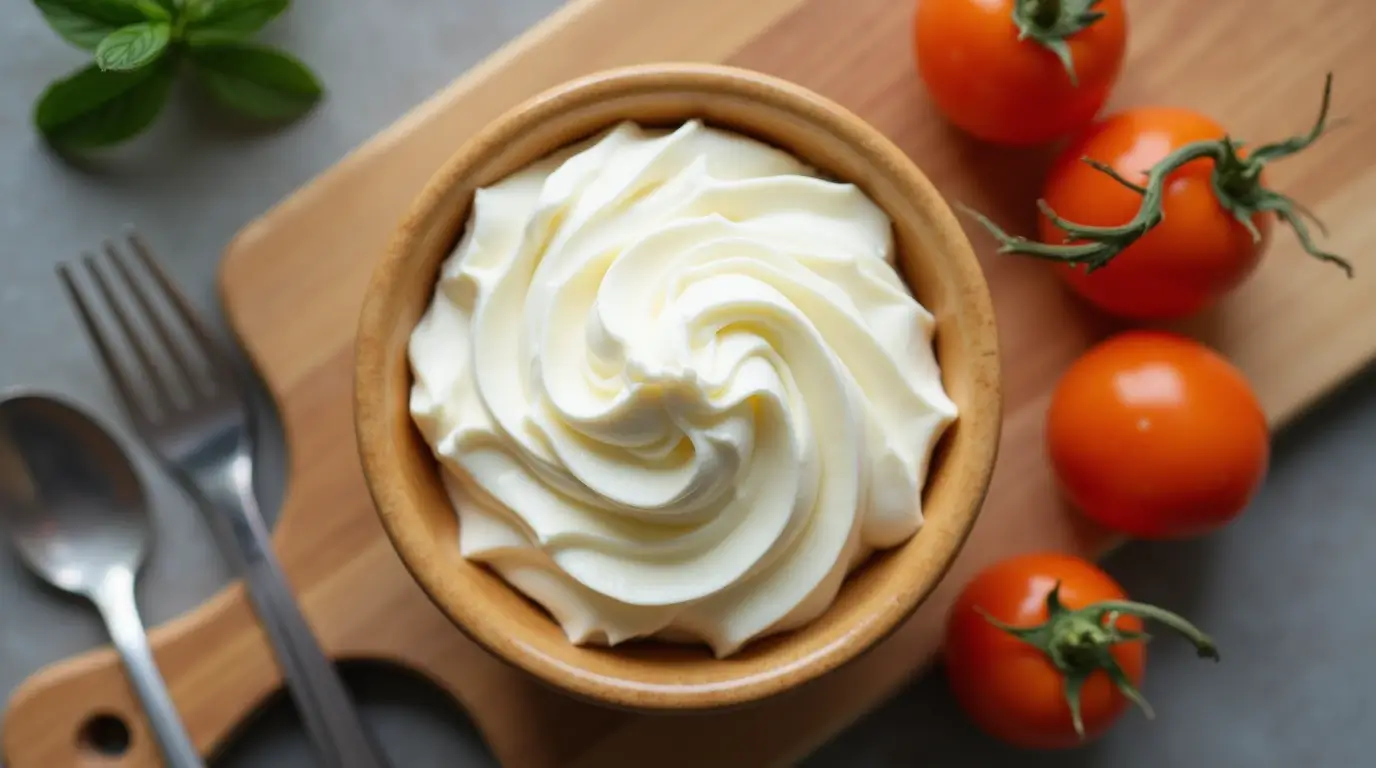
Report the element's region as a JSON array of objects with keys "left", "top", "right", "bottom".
[
  {"left": 1047, "top": 331, "right": 1269, "bottom": 538},
  {"left": 945, "top": 553, "right": 1144, "bottom": 749},
  {"left": 1042, "top": 108, "right": 1272, "bottom": 319},
  {"left": 914, "top": 0, "right": 1128, "bottom": 146}
]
